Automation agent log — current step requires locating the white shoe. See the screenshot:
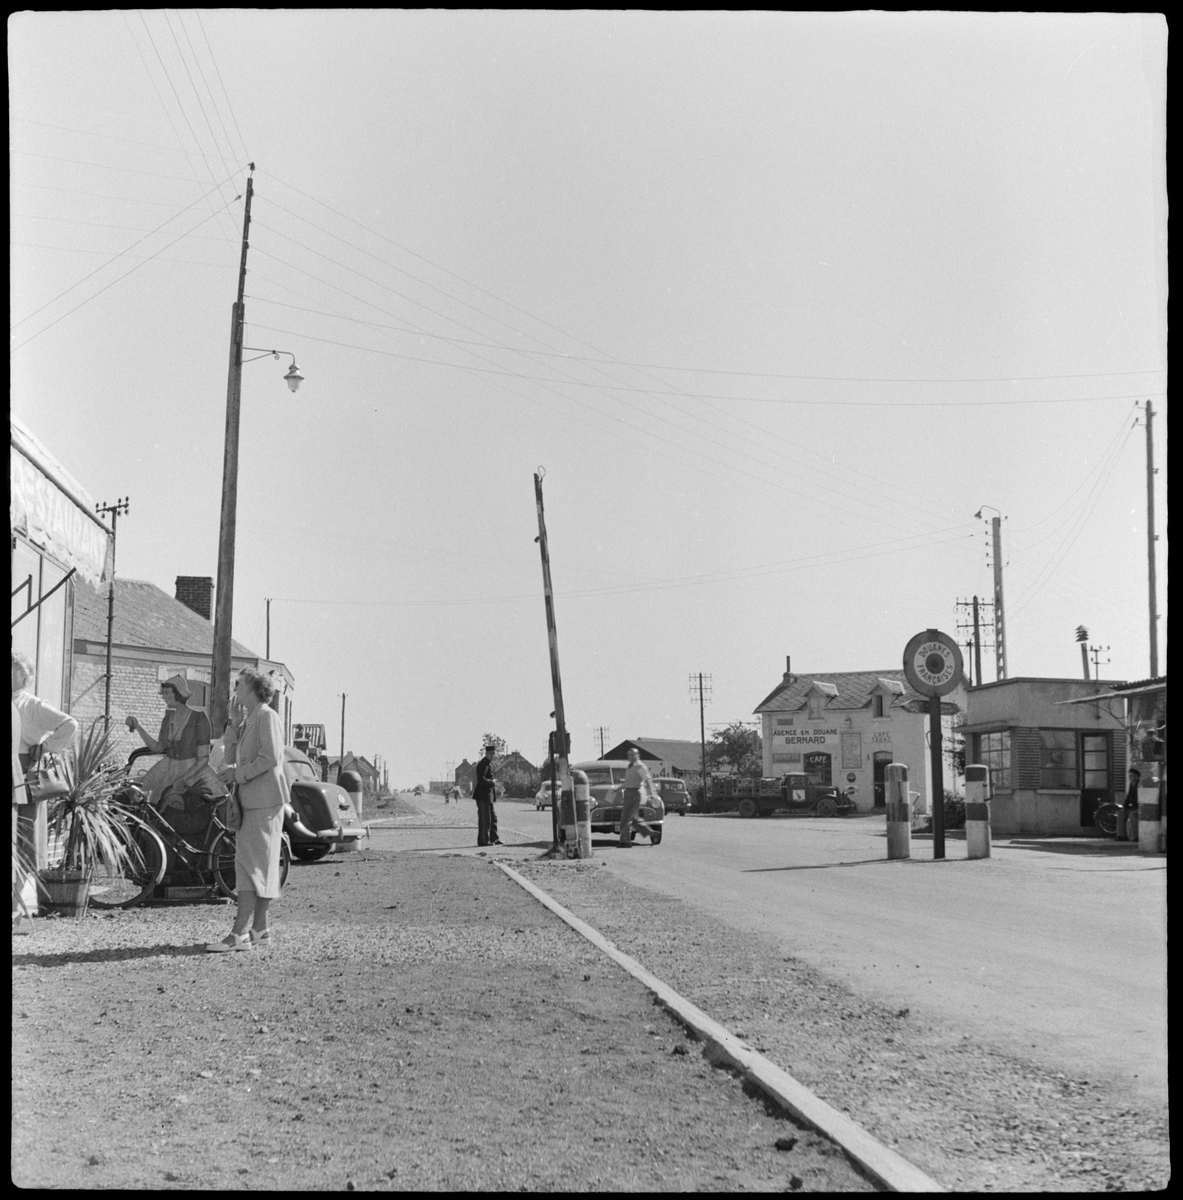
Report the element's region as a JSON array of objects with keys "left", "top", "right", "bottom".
[
  {"left": 205, "top": 932, "right": 251, "bottom": 953},
  {"left": 249, "top": 929, "right": 272, "bottom": 950}
]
